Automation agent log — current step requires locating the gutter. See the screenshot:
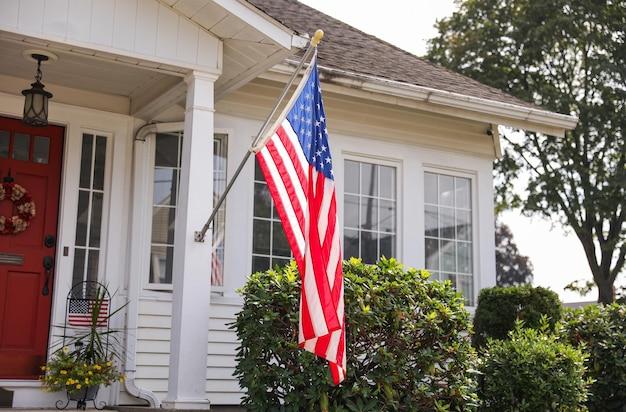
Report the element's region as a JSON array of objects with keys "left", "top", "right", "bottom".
[
  {"left": 124, "top": 122, "right": 184, "bottom": 408},
  {"left": 268, "top": 61, "right": 578, "bottom": 136}
]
